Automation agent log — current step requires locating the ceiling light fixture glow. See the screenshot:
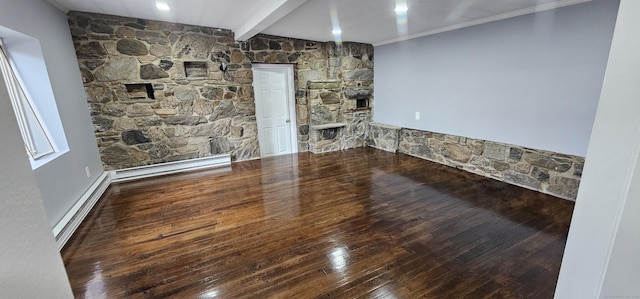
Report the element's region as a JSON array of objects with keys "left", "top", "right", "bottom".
[
  {"left": 156, "top": 2, "right": 170, "bottom": 11},
  {"left": 329, "top": 4, "right": 343, "bottom": 48},
  {"left": 395, "top": 1, "right": 408, "bottom": 35},
  {"left": 395, "top": 4, "right": 408, "bottom": 13}
]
